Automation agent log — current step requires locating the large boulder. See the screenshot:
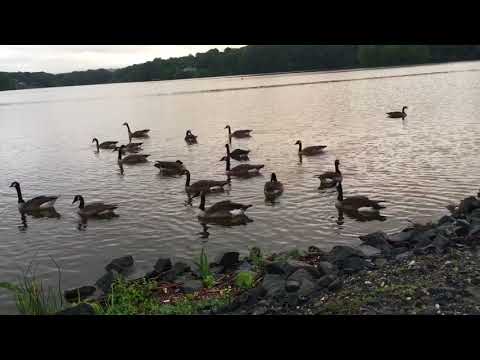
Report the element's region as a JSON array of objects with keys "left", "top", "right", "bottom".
[
  {"left": 64, "top": 286, "right": 97, "bottom": 303},
  {"left": 359, "top": 245, "right": 382, "bottom": 258},
  {"left": 215, "top": 252, "right": 240, "bottom": 269},
  {"left": 317, "top": 261, "right": 337, "bottom": 276},
  {"left": 265, "top": 259, "right": 320, "bottom": 278},
  {"left": 342, "top": 256, "right": 372, "bottom": 274},
  {"left": 459, "top": 196, "right": 480, "bottom": 215},
  {"left": 95, "top": 271, "right": 121, "bottom": 294},
  {"left": 329, "top": 246, "right": 365, "bottom": 263},
  {"left": 56, "top": 303, "right": 95, "bottom": 315},
  {"left": 173, "top": 262, "right": 190, "bottom": 275},
  {"left": 105, "top": 255, "right": 134, "bottom": 274},
  {"left": 359, "top": 232, "right": 392, "bottom": 252},
  {"left": 154, "top": 258, "right": 172, "bottom": 273},
  {"left": 388, "top": 230, "right": 414, "bottom": 248},
  {"left": 469, "top": 209, "right": 480, "bottom": 226},
  {"left": 261, "top": 274, "right": 286, "bottom": 298}
]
